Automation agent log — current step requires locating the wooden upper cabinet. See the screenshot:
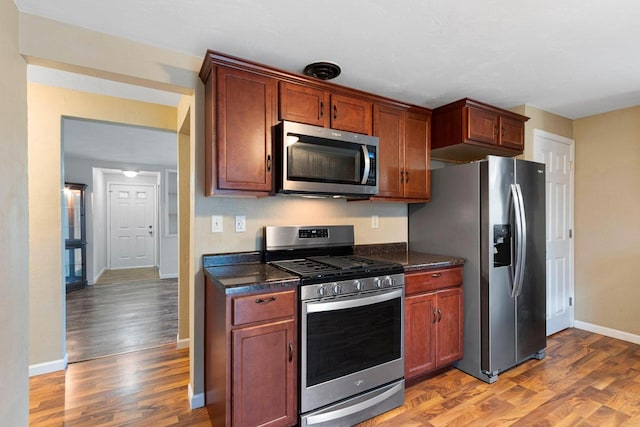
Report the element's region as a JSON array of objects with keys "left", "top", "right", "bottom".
[
  {"left": 432, "top": 98, "right": 528, "bottom": 163},
  {"left": 372, "top": 104, "right": 430, "bottom": 202},
  {"left": 279, "top": 81, "right": 372, "bottom": 135},
  {"left": 467, "top": 106, "right": 499, "bottom": 145},
  {"left": 206, "top": 65, "right": 276, "bottom": 196},
  {"left": 330, "top": 93, "right": 372, "bottom": 135},
  {"left": 279, "top": 82, "right": 330, "bottom": 127},
  {"left": 499, "top": 115, "right": 525, "bottom": 150},
  {"left": 373, "top": 104, "right": 404, "bottom": 199},
  {"left": 404, "top": 110, "right": 430, "bottom": 200}
]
